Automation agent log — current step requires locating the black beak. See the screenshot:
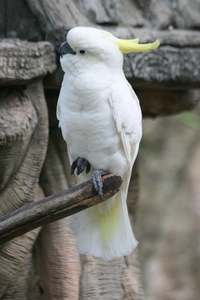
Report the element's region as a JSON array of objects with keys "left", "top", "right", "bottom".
[{"left": 59, "top": 41, "right": 76, "bottom": 57}]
